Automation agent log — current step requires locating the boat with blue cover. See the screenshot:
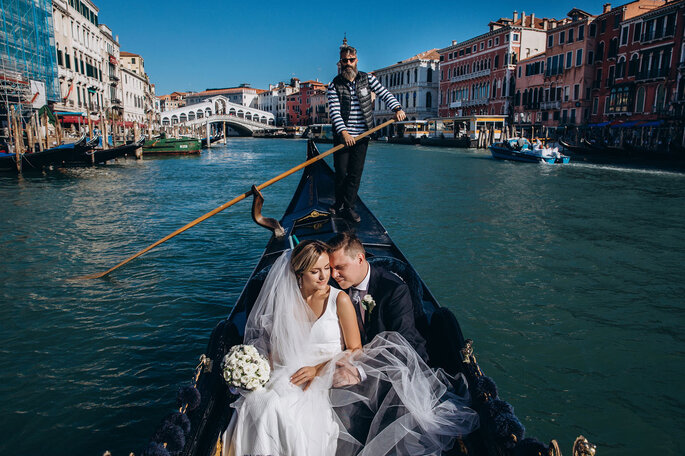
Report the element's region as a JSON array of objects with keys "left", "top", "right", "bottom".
[
  {"left": 139, "top": 140, "right": 591, "bottom": 456},
  {"left": 490, "top": 138, "right": 570, "bottom": 164}
]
